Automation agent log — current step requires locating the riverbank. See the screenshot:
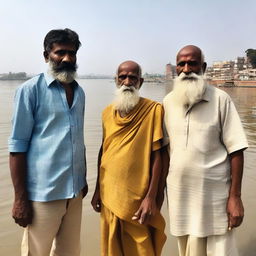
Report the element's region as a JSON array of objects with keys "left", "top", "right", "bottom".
[{"left": 208, "top": 79, "right": 256, "bottom": 87}]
